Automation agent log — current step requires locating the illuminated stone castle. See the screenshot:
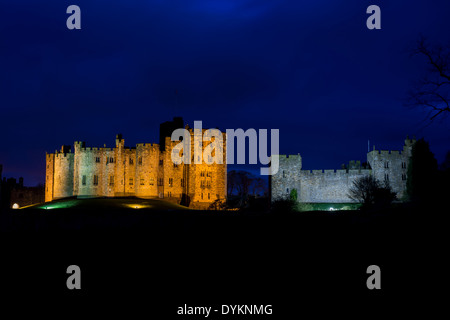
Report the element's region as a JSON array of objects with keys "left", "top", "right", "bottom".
[
  {"left": 45, "top": 118, "right": 227, "bottom": 209},
  {"left": 271, "top": 137, "right": 416, "bottom": 203}
]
